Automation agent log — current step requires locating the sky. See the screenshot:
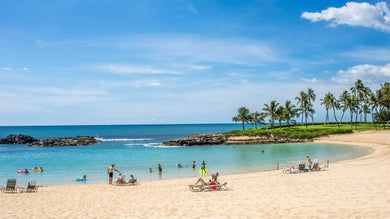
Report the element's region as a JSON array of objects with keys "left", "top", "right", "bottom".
[{"left": 1, "top": 0, "right": 390, "bottom": 126}]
